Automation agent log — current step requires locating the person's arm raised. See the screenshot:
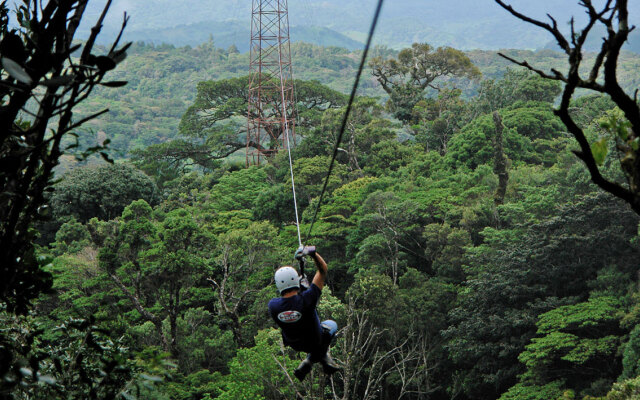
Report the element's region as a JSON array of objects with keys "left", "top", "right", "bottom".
[{"left": 311, "top": 252, "right": 327, "bottom": 290}]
